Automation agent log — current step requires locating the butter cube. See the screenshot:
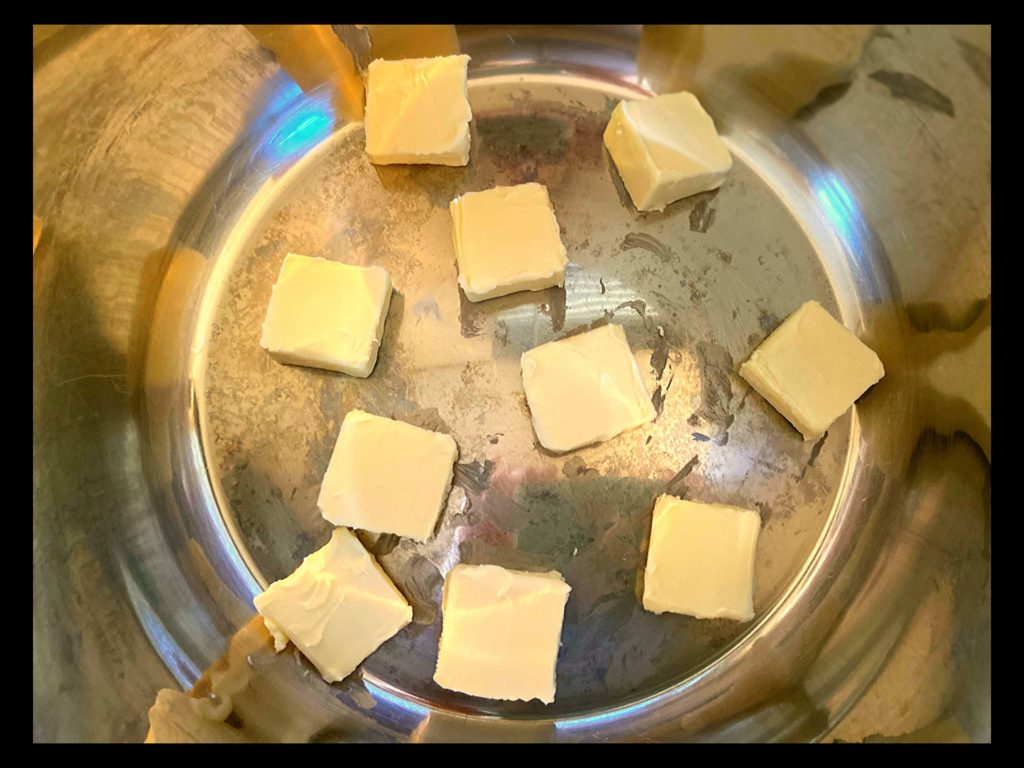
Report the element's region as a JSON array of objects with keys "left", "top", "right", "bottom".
[
  {"left": 364, "top": 55, "right": 472, "bottom": 166},
  {"left": 260, "top": 254, "right": 392, "bottom": 377},
  {"left": 521, "top": 323, "right": 656, "bottom": 453},
  {"left": 739, "top": 300, "right": 885, "bottom": 440},
  {"left": 317, "top": 410, "right": 458, "bottom": 541},
  {"left": 603, "top": 91, "right": 732, "bottom": 212},
  {"left": 642, "top": 495, "right": 761, "bottom": 621},
  {"left": 253, "top": 528, "right": 412, "bottom": 683},
  {"left": 433, "top": 564, "right": 571, "bottom": 704},
  {"left": 450, "top": 182, "right": 569, "bottom": 302}
]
